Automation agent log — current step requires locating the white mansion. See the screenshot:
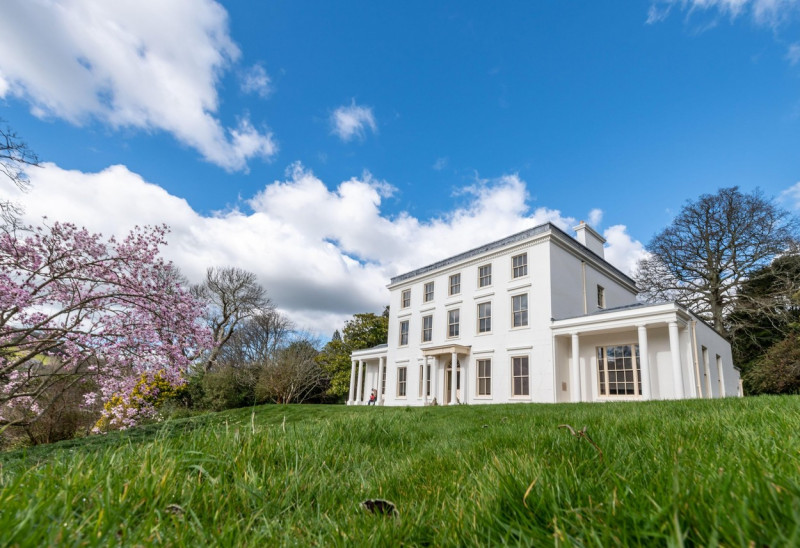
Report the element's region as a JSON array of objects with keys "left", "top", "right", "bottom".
[{"left": 348, "top": 222, "right": 740, "bottom": 406}]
